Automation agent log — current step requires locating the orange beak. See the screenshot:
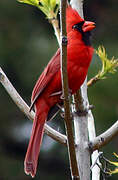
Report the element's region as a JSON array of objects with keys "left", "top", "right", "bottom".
[{"left": 82, "top": 21, "right": 95, "bottom": 32}]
